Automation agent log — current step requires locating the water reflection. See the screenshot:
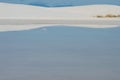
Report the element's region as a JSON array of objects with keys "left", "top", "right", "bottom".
[{"left": 0, "top": 26, "right": 120, "bottom": 80}]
